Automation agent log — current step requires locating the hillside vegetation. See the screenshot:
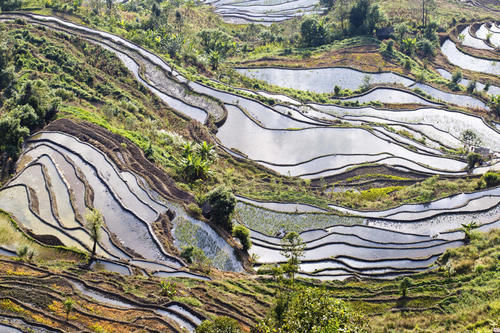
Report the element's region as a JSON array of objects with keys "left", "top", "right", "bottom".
[{"left": 0, "top": 0, "right": 499, "bottom": 331}]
